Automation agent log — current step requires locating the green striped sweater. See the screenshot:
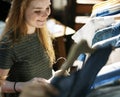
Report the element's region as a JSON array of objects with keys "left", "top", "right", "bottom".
[{"left": 0, "top": 32, "right": 52, "bottom": 97}]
